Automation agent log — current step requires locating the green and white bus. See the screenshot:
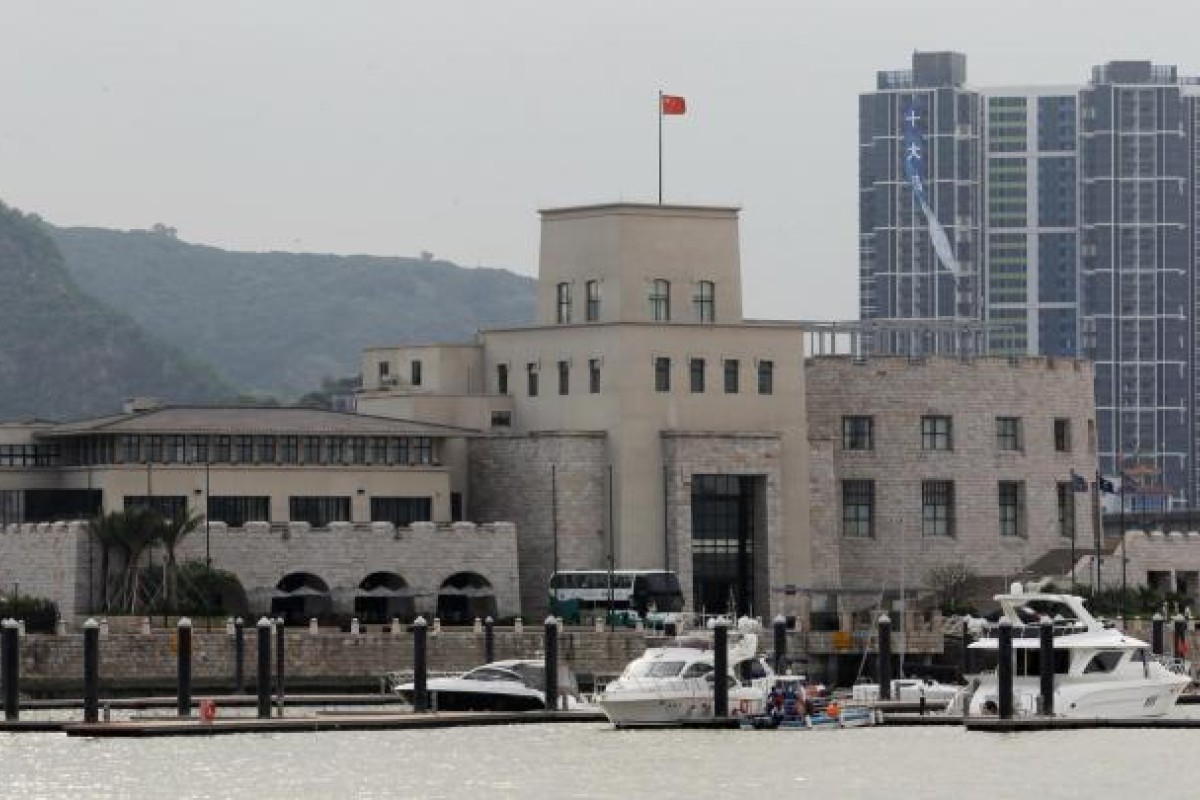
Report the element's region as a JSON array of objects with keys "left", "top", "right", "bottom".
[{"left": 548, "top": 570, "right": 684, "bottom": 622}]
